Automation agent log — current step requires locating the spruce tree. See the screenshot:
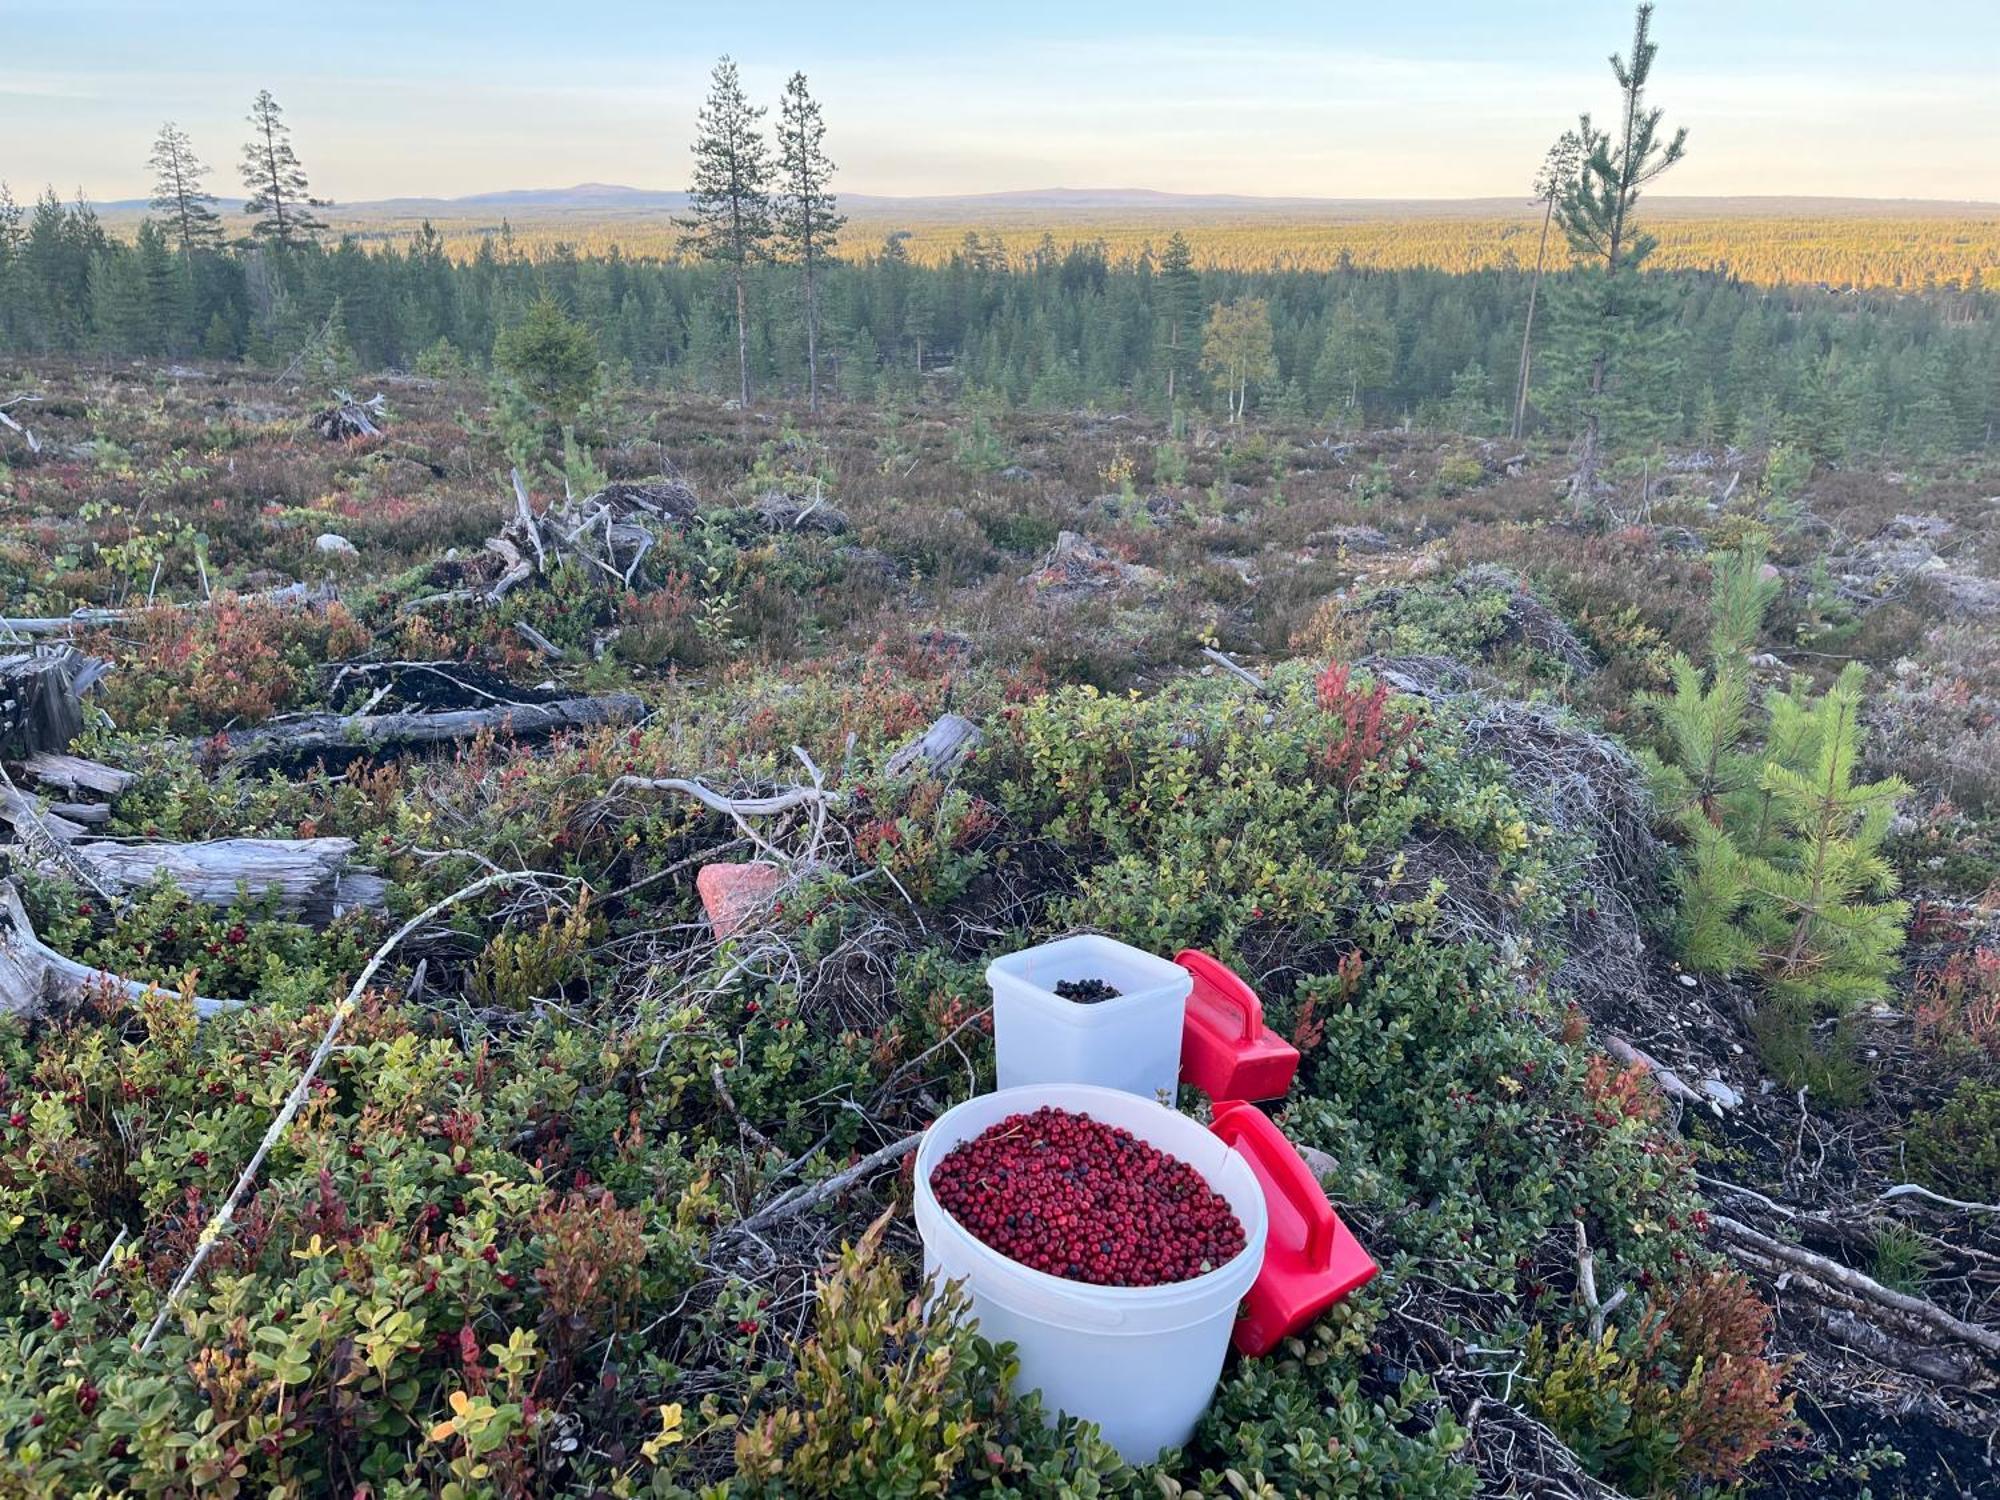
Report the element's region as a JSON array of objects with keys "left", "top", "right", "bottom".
[
  {"left": 1548, "top": 3, "right": 1686, "bottom": 509},
  {"left": 678, "top": 57, "right": 774, "bottom": 407},
  {"left": 240, "top": 90, "right": 328, "bottom": 248},
  {"left": 1156, "top": 231, "right": 1201, "bottom": 410},
  {"left": 148, "top": 121, "right": 223, "bottom": 257},
  {"left": 774, "top": 72, "right": 844, "bottom": 411}
]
